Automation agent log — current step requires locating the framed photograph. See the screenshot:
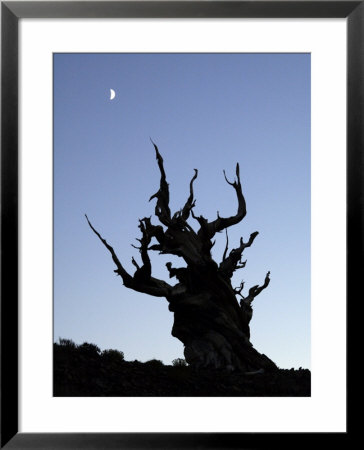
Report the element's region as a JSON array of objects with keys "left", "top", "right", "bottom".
[{"left": 2, "top": 1, "right": 359, "bottom": 448}]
